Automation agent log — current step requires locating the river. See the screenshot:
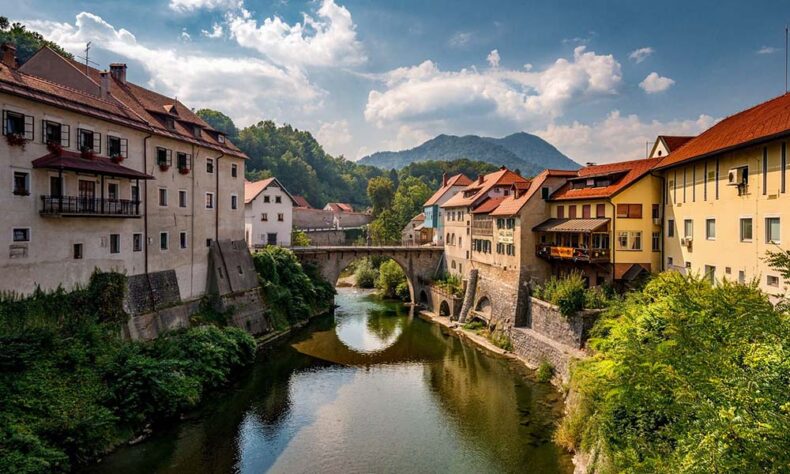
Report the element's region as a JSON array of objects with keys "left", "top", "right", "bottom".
[{"left": 87, "top": 288, "right": 573, "bottom": 473}]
